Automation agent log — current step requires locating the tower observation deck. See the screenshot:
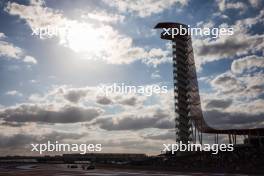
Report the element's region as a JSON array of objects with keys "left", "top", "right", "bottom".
[{"left": 155, "top": 22, "right": 264, "bottom": 144}]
